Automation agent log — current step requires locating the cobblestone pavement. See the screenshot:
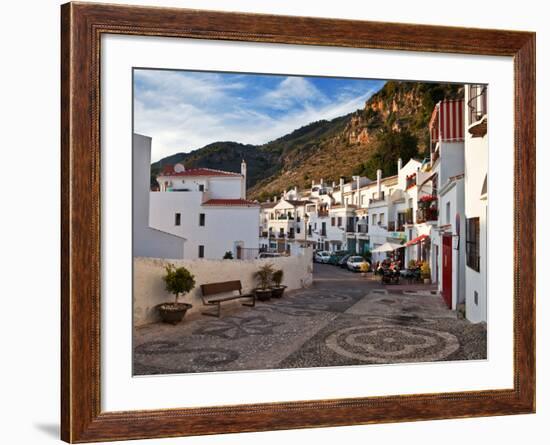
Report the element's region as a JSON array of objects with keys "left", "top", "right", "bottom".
[{"left": 134, "top": 264, "right": 487, "bottom": 375}]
